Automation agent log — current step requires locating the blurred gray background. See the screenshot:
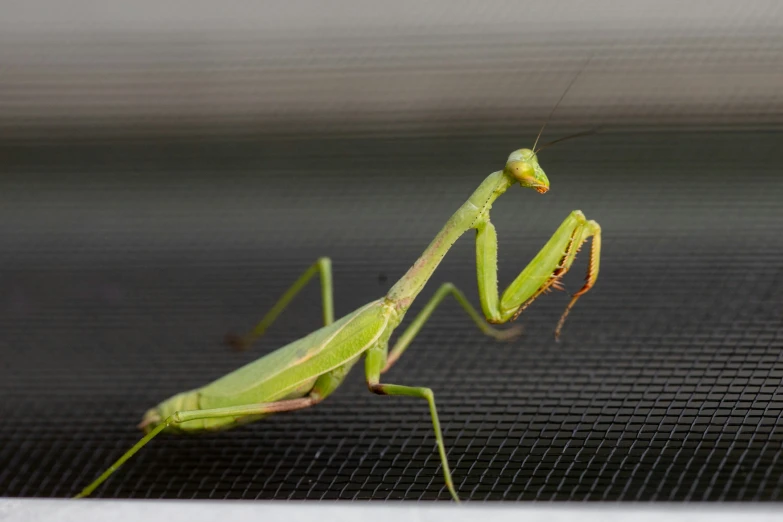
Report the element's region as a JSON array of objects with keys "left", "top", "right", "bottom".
[{"left": 1, "top": 0, "right": 782, "bottom": 138}]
